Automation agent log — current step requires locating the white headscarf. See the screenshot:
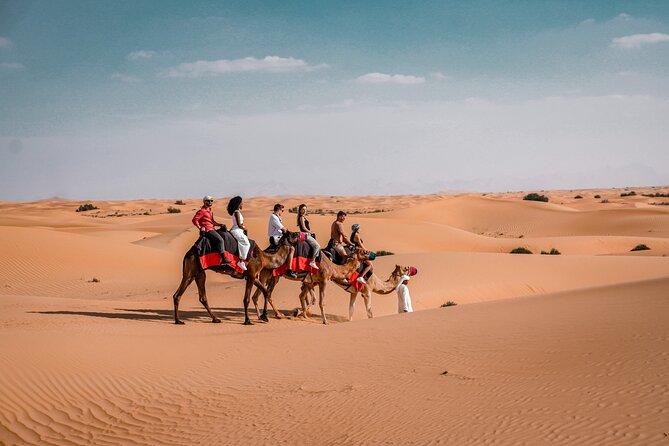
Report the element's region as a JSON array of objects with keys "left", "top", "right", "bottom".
[{"left": 396, "top": 275, "right": 410, "bottom": 291}]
